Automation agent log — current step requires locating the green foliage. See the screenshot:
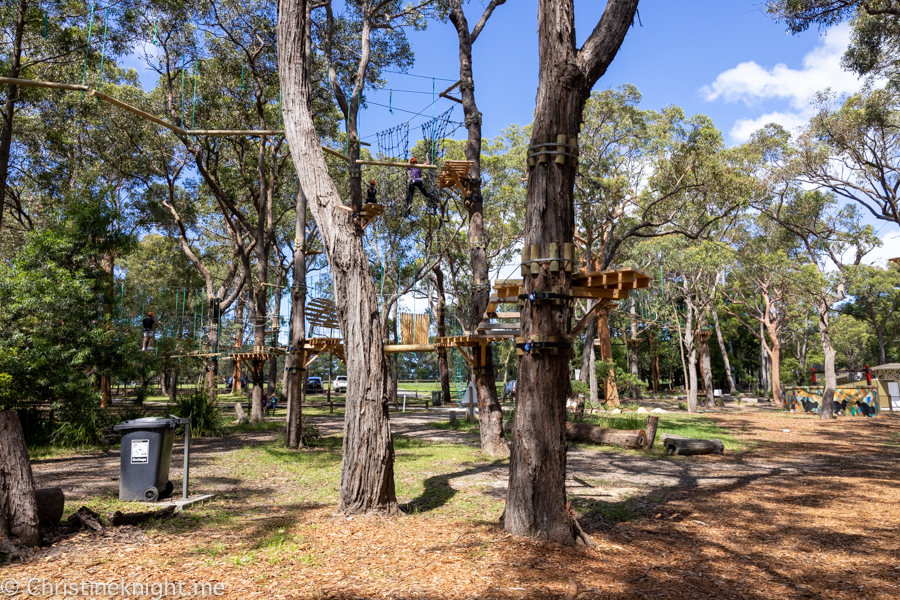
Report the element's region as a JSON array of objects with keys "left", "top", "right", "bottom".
[
  {"left": 51, "top": 387, "right": 116, "bottom": 447},
  {"left": 570, "top": 380, "right": 589, "bottom": 397},
  {"left": 595, "top": 359, "right": 647, "bottom": 395},
  {"left": 171, "top": 388, "right": 226, "bottom": 438}
]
